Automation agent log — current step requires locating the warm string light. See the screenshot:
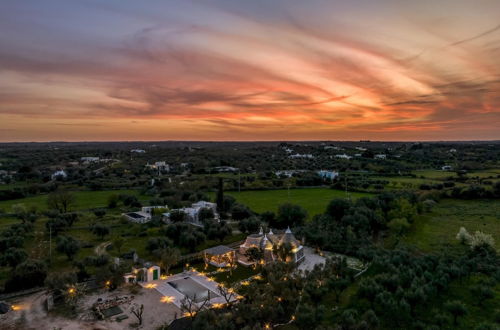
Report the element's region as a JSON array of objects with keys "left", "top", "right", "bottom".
[{"left": 161, "top": 296, "right": 175, "bottom": 303}]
